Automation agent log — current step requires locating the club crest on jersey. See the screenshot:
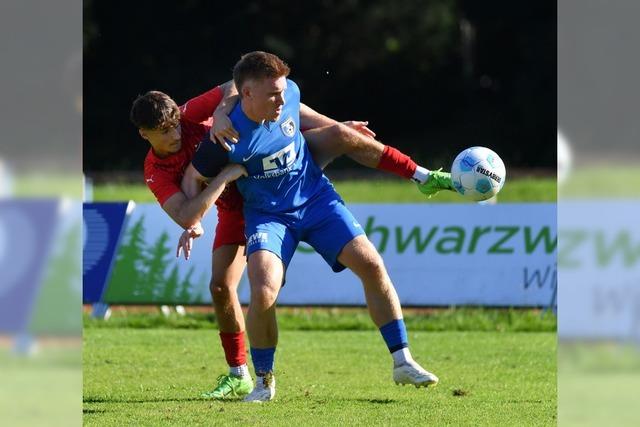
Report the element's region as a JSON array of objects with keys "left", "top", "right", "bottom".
[{"left": 280, "top": 117, "right": 296, "bottom": 137}]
